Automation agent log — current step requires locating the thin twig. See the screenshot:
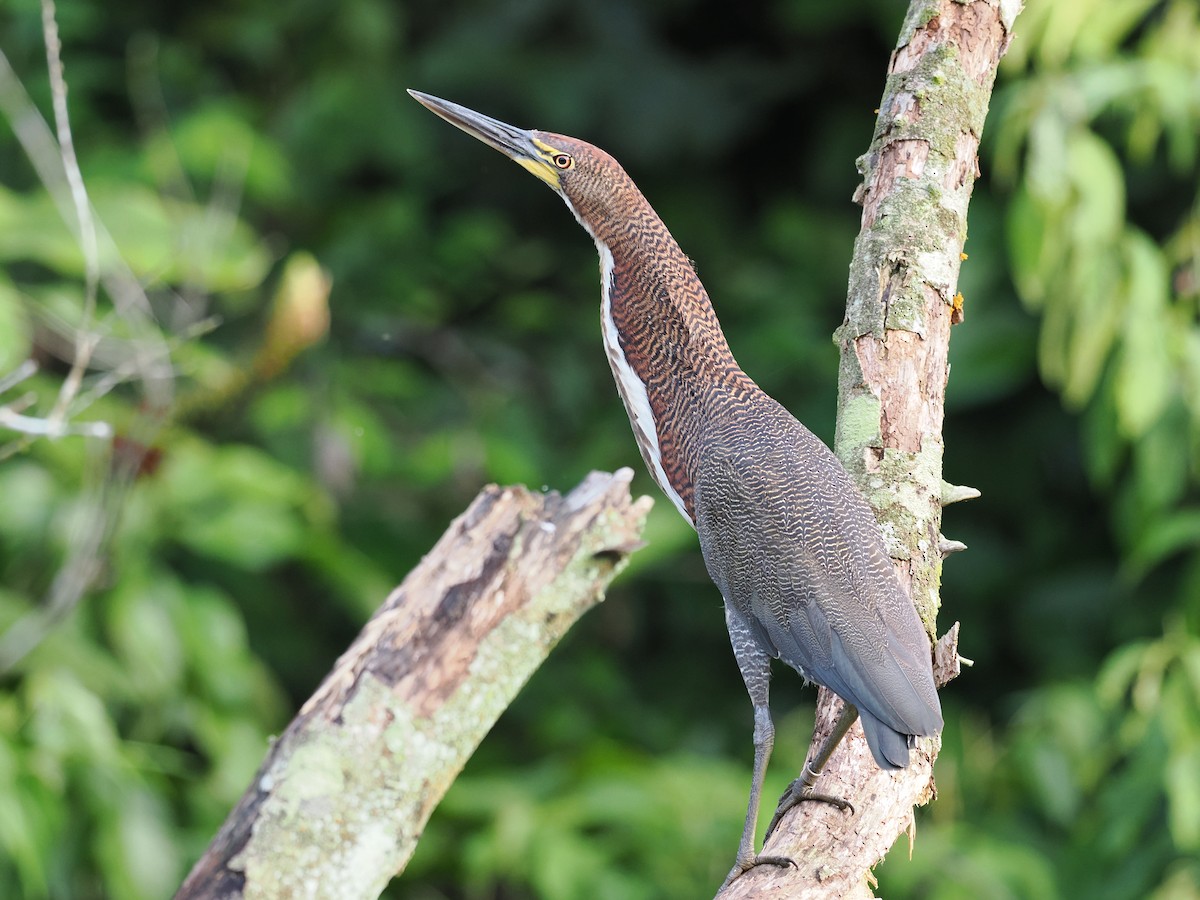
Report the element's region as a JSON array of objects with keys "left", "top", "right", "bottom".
[
  {"left": 0, "top": 407, "right": 111, "bottom": 439},
  {"left": 0, "top": 43, "right": 174, "bottom": 409},
  {"left": 68, "top": 316, "right": 220, "bottom": 415},
  {"left": 0, "top": 16, "right": 176, "bottom": 671},
  {"left": 0, "top": 437, "right": 117, "bottom": 672},
  {"left": 41, "top": 0, "right": 102, "bottom": 427},
  {"left": 0, "top": 359, "right": 38, "bottom": 395}
]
